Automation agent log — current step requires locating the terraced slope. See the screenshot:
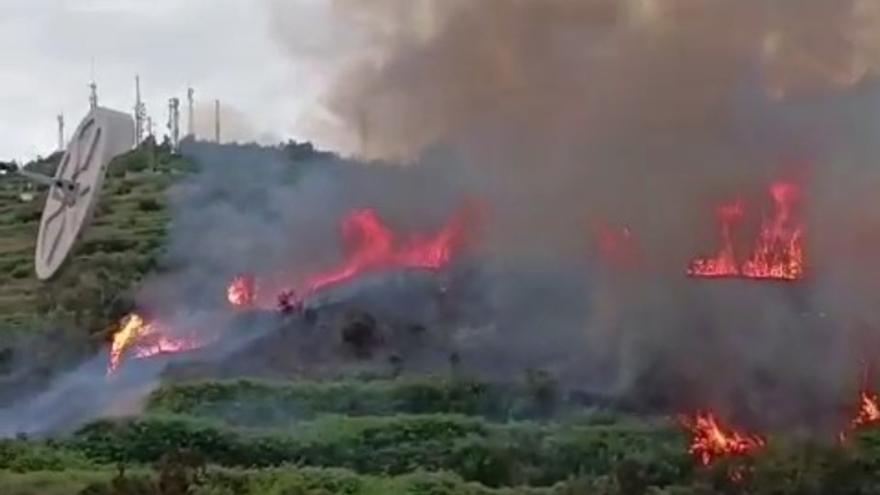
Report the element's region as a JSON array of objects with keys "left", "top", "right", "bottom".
[{"left": 0, "top": 144, "right": 192, "bottom": 379}]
